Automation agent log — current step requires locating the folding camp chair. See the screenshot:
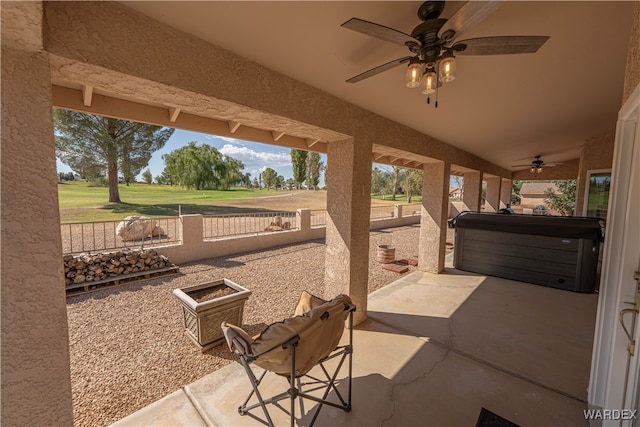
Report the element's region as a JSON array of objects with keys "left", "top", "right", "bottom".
[{"left": 222, "top": 292, "right": 356, "bottom": 427}]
